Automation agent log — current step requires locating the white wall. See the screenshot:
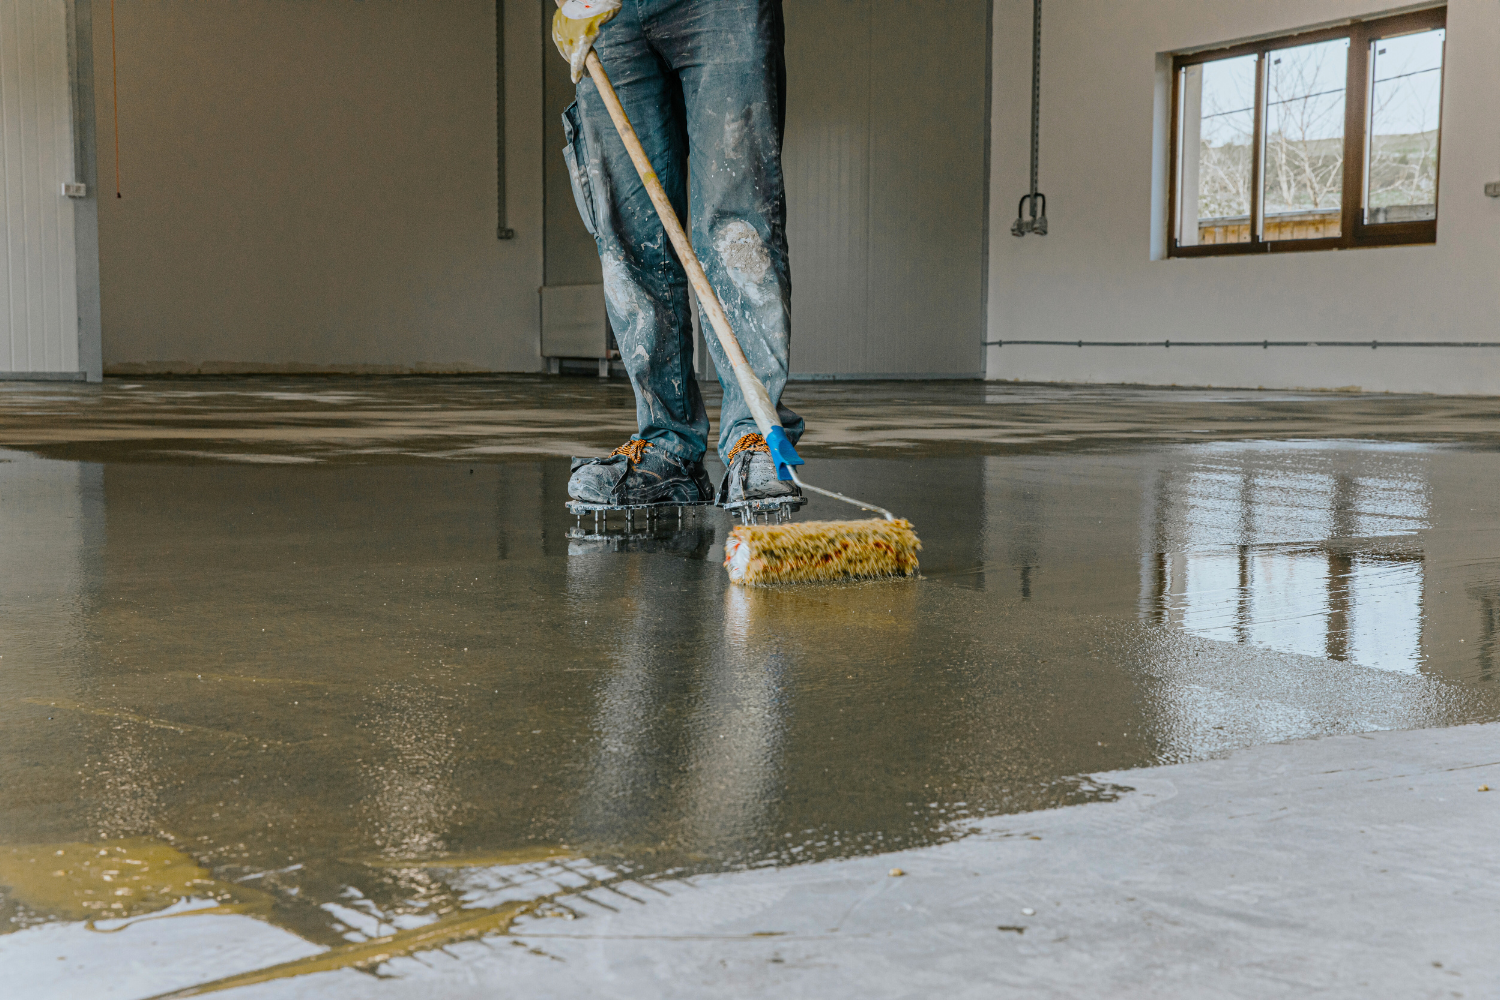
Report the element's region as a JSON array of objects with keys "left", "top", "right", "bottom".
[
  {"left": 1, "top": 0, "right": 81, "bottom": 376},
  {"left": 987, "top": 0, "right": 1500, "bottom": 394}
]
